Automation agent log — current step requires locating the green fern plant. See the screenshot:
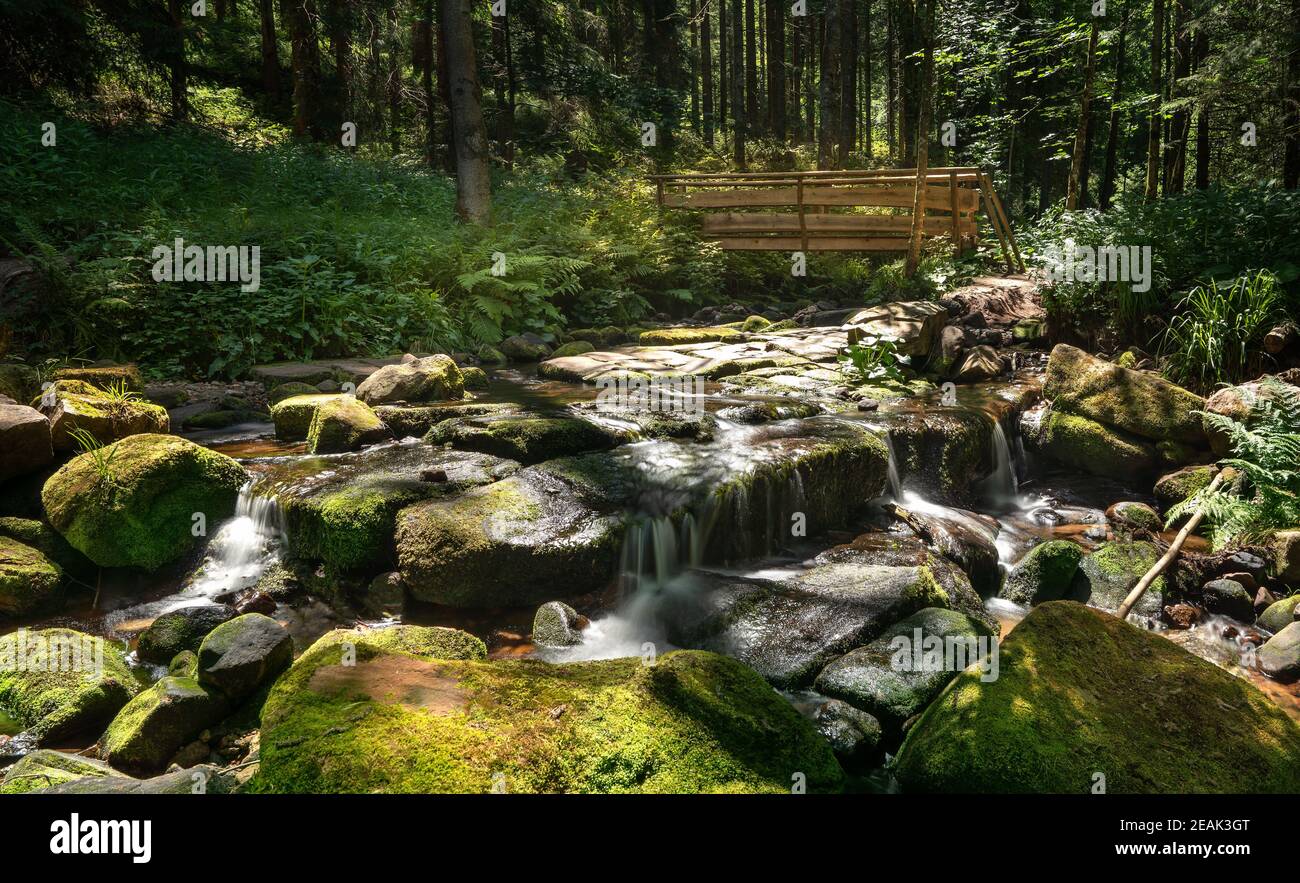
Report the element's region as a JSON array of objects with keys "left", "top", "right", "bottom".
[
  {"left": 68, "top": 427, "right": 119, "bottom": 484},
  {"left": 1167, "top": 376, "right": 1300, "bottom": 548}
]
